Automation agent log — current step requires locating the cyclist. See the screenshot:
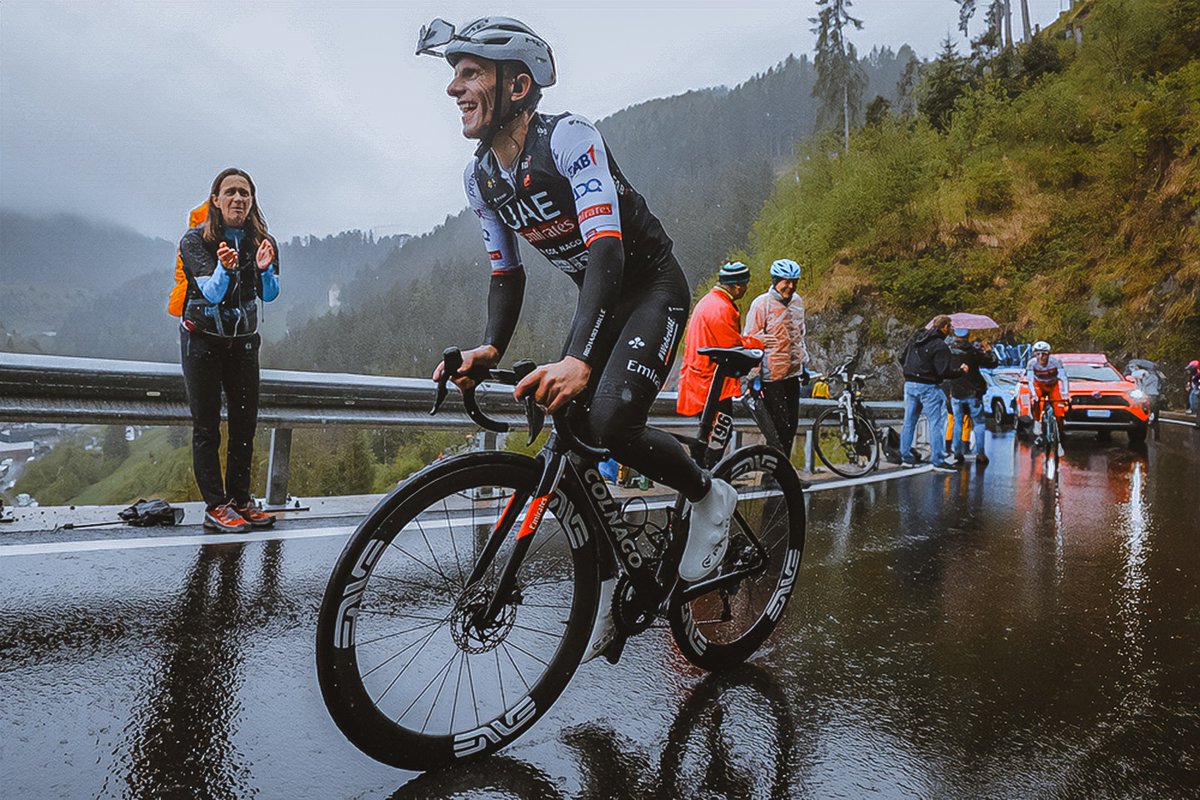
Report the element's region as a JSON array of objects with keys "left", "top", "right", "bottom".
[
  {"left": 417, "top": 16, "right": 737, "bottom": 660},
  {"left": 1186, "top": 360, "right": 1200, "bottom": 416},
  {"left": 1026, "top": 340, "right": 1069, "bottom": 445},
  {"left": 743, "top": 258, "right": 808, "bottom": 456}
]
